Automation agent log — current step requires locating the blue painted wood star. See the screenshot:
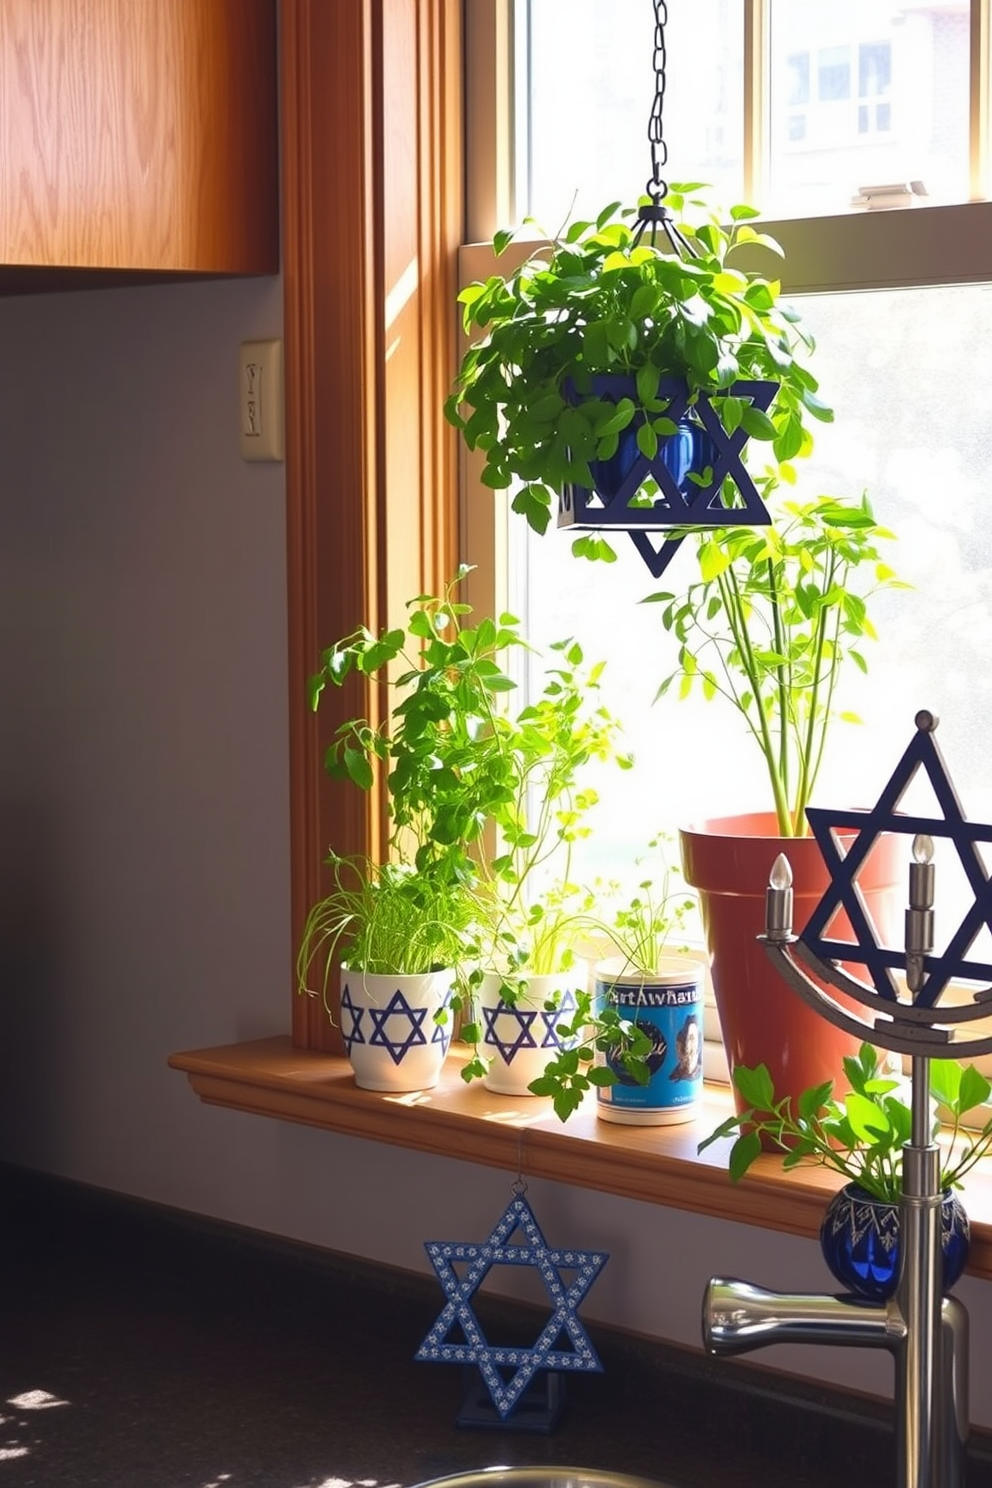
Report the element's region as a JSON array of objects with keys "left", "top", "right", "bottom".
[
  {"left": 803, "top": 711, "right": 992, "bottom": 1010},
  {"left": 415, "top": 1193, "right": 607, "bottom": 1420}
]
